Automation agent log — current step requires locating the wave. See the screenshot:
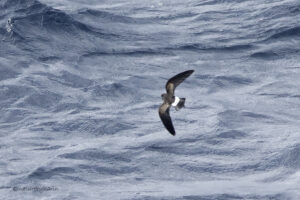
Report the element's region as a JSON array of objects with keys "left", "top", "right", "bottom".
[
  {"left": 168, "top": 43, "right": 253, "bottom": 52},
  {"left": 7, "top": 8, "right": 117, "bottom": 39},
  {"left": 28, "top": 166, "right": 75, "bottom": 180},
  {"left": 145, "top": 143, "right": 238, "bottom": 156},
  {"left": 90, "top": 82, "right": 138, "bottom": 99},
  {"left": 77, "top": 9, "right": 151, "bottom": 24},
  {"left": 30, "top": 117, "right": 135, "bottom": 135},
  {"left": 59, "top": 148, "right": 132, "bottom": 162},
  {"left": 135, "top": 194, "right": 287, "bottom": 200},
  {"left": 1, "top": 108, "right": 33, "bottom": 123},
  {"left": 0, "top": 66, "right": 19, "bottom": 81},
  {"left": 37, "top": 71, "right": 94, "bottom": 88},
  {"left": 0, "top": 85, "right": 33, "bottom": 104},
  {"left": 80, "top": 49, "right": 170, "bottom": 58},
  {"left": 193, "top": 74, "right": 253, "bottom": 93},
  {"left": 216, "top": 130, "right": 247, "bottom": 139},
  {"left": 77, "top": 43, "right": 253, "bottom": 58},
  {"left": 1, "top": 0, "right": 118, "bottom": 58},
  {"left": 268, "top": 144, "right": 300, "bottom": 169},
  {"left": 250, "top": 51, "right": 279, "bottom": 59},
  {"left": 266, "top": 26, "right": 300, "bottom": 41}
]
